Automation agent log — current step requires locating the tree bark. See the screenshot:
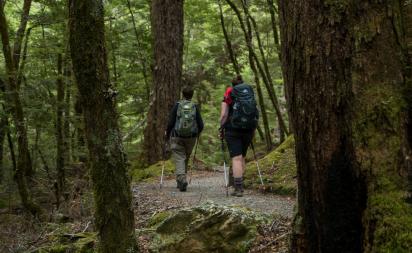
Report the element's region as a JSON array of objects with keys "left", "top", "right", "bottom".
[
  {"left": 63, "top": 52, "right": 72, "bottom": 164},
  {"left": 142, "top": 0, "right": 184, "bottom": 164},
  {"left": 351, "top": 2, "right": 411, "bottom": 251},
  {"left": 0, "top": 107, "right": 5, "bottom": 184},
  {"left": 266, "top": 0, "right": 280, "bottom": 50},
  {"left": 0, "top": 0, "right": 40, "bottom": 216},
  {"left": 279, "top": 0, "right": 361, "bottom": 252},
  {"left": 218, "top": 0, "right": 240, "bottom": 75},
  {"left": 68, "top": 1, "right": 136, "bottom": 252},
  {"left": 403, "top": 0, "right": 412, "bottom": 202},
  {"left": 12, "top": 0, "right": 31, "bottom": 69},
  {"left": 56, "top": 53, "right": 65, "bottom": 206},
  {"left": 108, "top": 18, "right": 118, "bottom": 84},
  {"left": 279, "top": 0, "right": 410, "bottom": 252},
  {"left": 17, "top": 27, "right": 31, "bottom": 90}
]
